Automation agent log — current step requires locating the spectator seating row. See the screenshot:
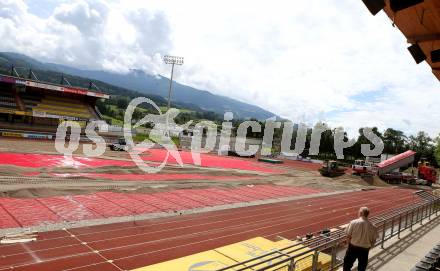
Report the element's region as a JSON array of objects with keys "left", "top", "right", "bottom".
[
  {"left": 411, "top": 242, "right": 440, "bottom": 271},
  {"left": 0, "top": 90, "right": 17, "bottom": 111},
  {"left": 0, "top": 89, "right": 97, "bottom": 120},
  {"left": 32, "top": 95, "right": 93, "bottom": 119}
]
